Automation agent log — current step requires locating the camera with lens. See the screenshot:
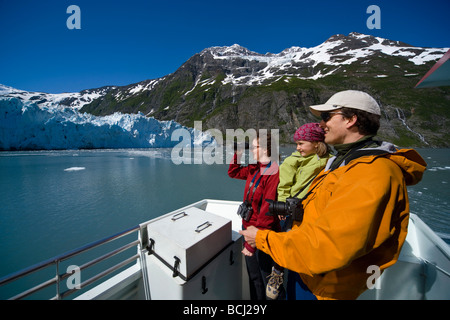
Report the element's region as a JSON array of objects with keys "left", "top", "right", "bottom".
[
  {"left": 237, "top": 200, "right": 253, "bottom": 222},
  {"left": 266, "top": 197, "right": 304, "bottom": 222}
]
